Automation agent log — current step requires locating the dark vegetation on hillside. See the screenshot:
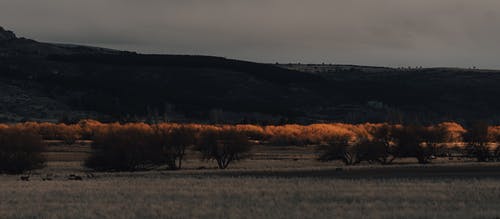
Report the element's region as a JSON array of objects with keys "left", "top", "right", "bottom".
[{"left": 2, "top": 26, "right": 500, "bottom": 124}]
